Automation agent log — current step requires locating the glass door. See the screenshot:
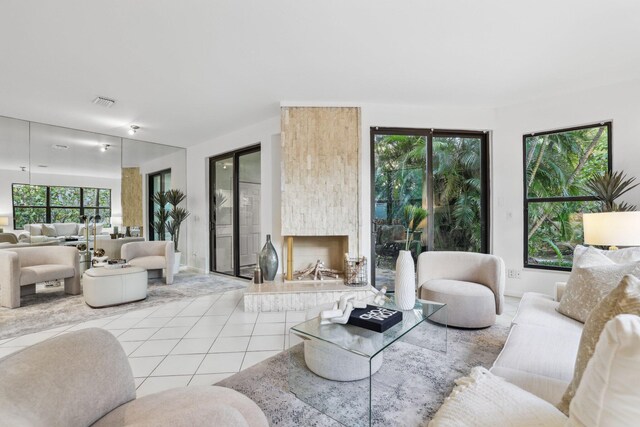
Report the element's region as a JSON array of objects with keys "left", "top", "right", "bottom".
[
  {"left": 148, "top": 169, "right": 171, "bottom": 241},
  {"left": 210, "top": 146, "right": 261, "bottom": 278},
  {"left": 371, "top": 128, "right": 489, "bottom": 290}
]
